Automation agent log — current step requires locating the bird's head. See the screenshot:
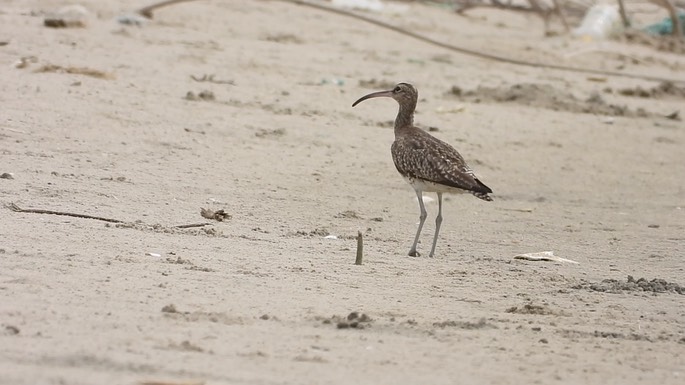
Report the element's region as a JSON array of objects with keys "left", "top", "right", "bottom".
[{"left": 352, "top": 82, "right": 417, "bottom": 107}]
